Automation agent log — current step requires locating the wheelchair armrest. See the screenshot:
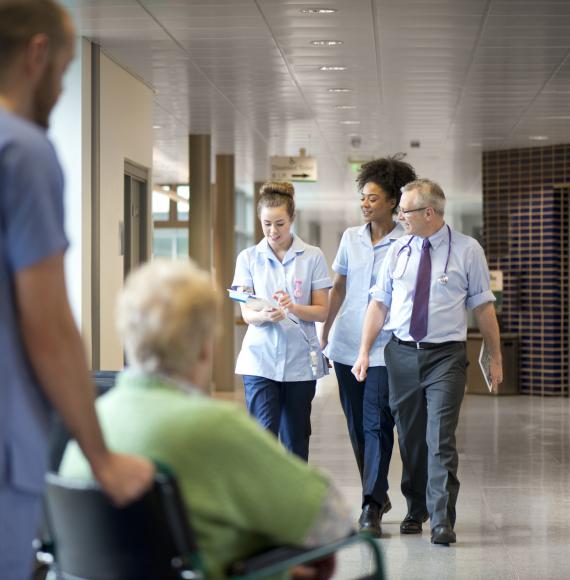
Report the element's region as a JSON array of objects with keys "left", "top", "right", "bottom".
[
  {"left": 228, "top": 532, "right": 384, "bottom": 580},
  {"left": 229, "top": 546, "right": 310, "bottom": 575}
]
